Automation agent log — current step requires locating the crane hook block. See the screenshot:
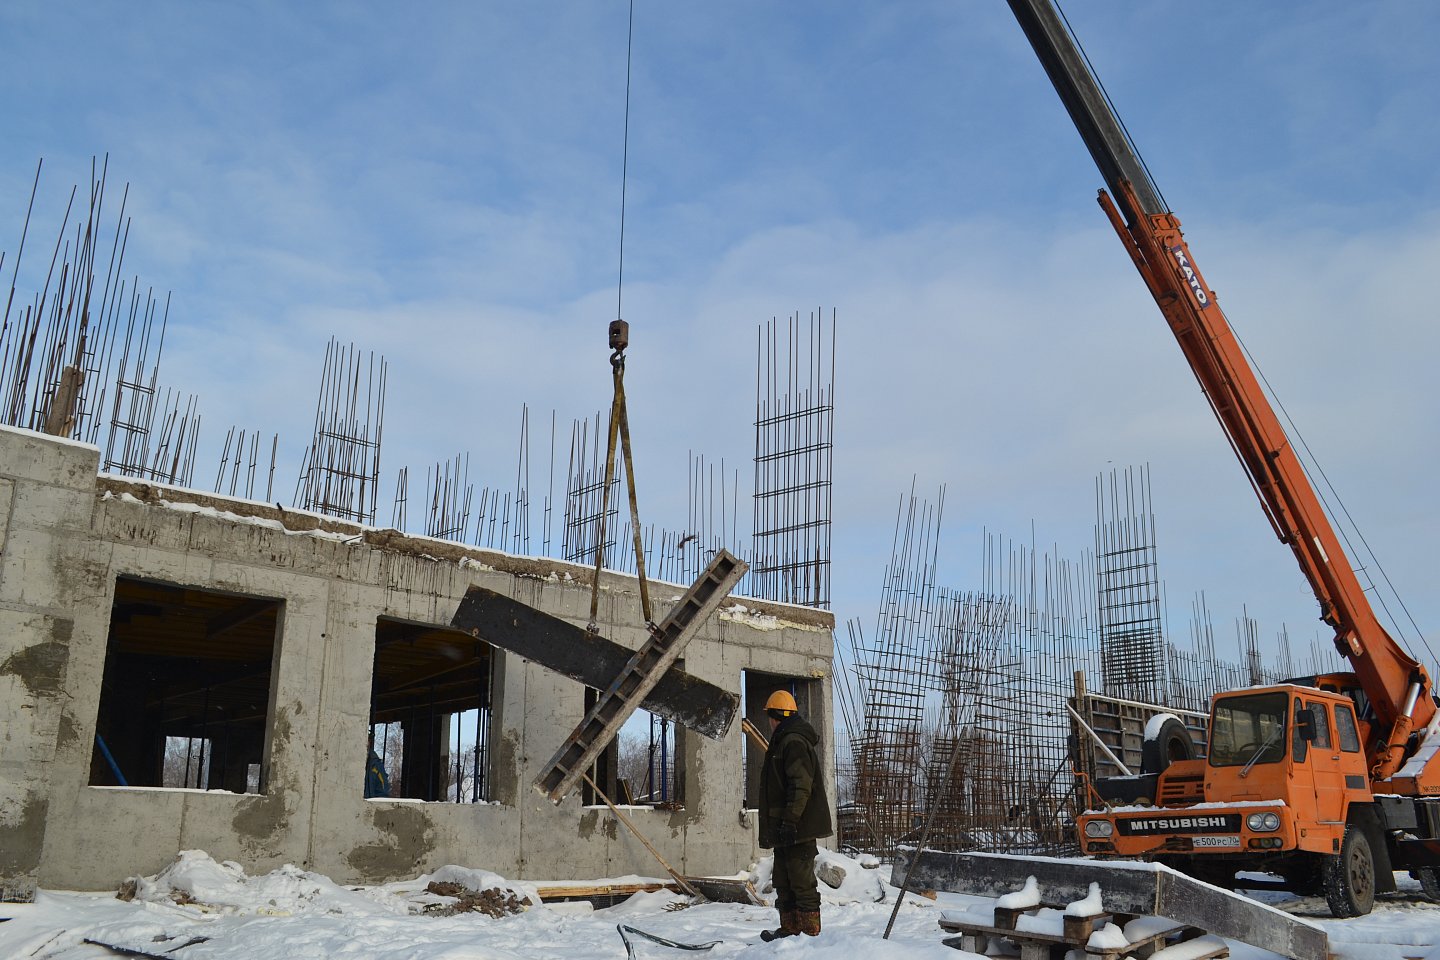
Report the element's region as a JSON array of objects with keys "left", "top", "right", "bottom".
[{"left": 608, "top": 319, "right": 629, "bottom": 352}]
